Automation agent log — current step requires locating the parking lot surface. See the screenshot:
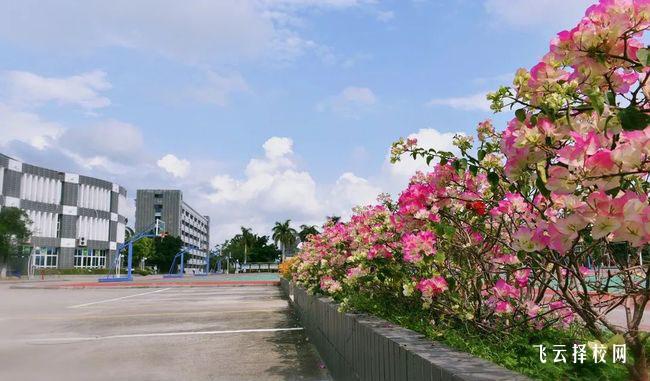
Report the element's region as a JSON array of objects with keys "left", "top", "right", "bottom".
[{"left": 0, "top": 283, "right": 331, "bottom": 381}]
